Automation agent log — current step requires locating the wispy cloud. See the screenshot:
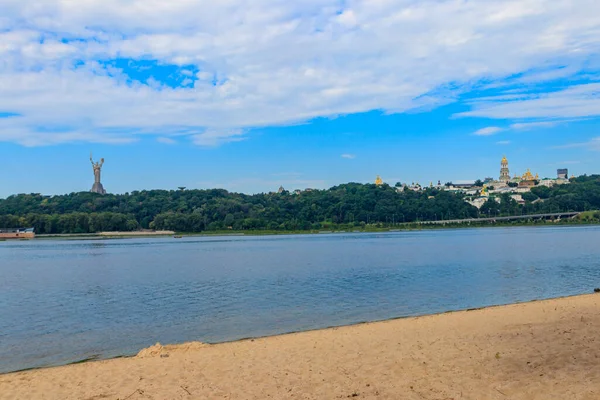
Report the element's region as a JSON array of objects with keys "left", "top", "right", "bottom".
[
  {"left": 157, "top": 137, "right": 176, "bottom": 144},
  {"left": 510, "top": 118, "right": 585, "bottom": 131},
  {"left": 458, "top": 84, "right": 600, "bottom": 121},
  {"left": 474, "top": 127, "right": 503, "bottom": 136},
  {"left": 341, "top": 154, "right": 356, "bottom": 159},
  {"left": 473, "top": 118, "right": 582, "bottom": 141},
  {"left": 0, "top": 118, "right": 137, "bottom": 146},
  {"left": 510, "top": 121, "right": 560, "bottom": 130},
  {"left": 552, "top": 137, "right": 600, "bottom": 151},
  {"left": 191, "top": 129, "right": 246, "bottom": 147}
]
